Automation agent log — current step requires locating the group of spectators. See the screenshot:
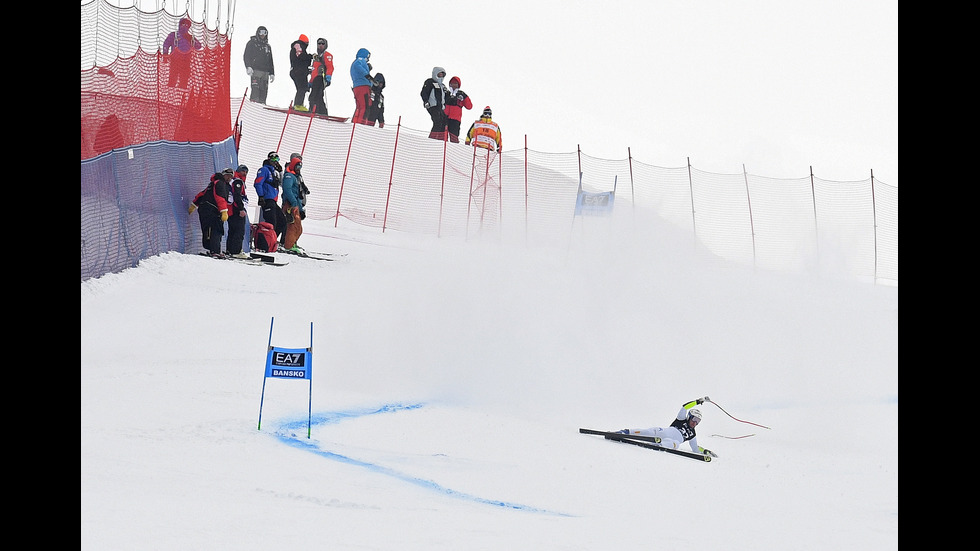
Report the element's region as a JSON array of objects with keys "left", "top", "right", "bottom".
[
  {"left": 188, "top": 151, "right": 309, "bottom": 258},
  {"left": 242, "top": 28, "right": 501, "bottom": 151}
]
